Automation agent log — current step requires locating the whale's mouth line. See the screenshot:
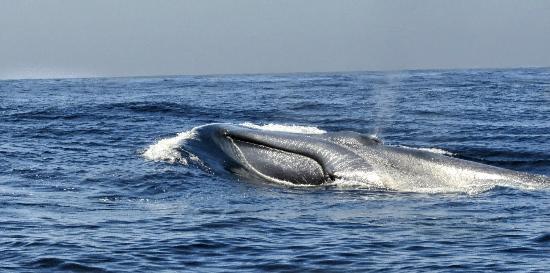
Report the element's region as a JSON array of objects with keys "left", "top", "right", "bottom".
[{"left": 224, "top": 133, "right": 336, "bottom": 182}]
